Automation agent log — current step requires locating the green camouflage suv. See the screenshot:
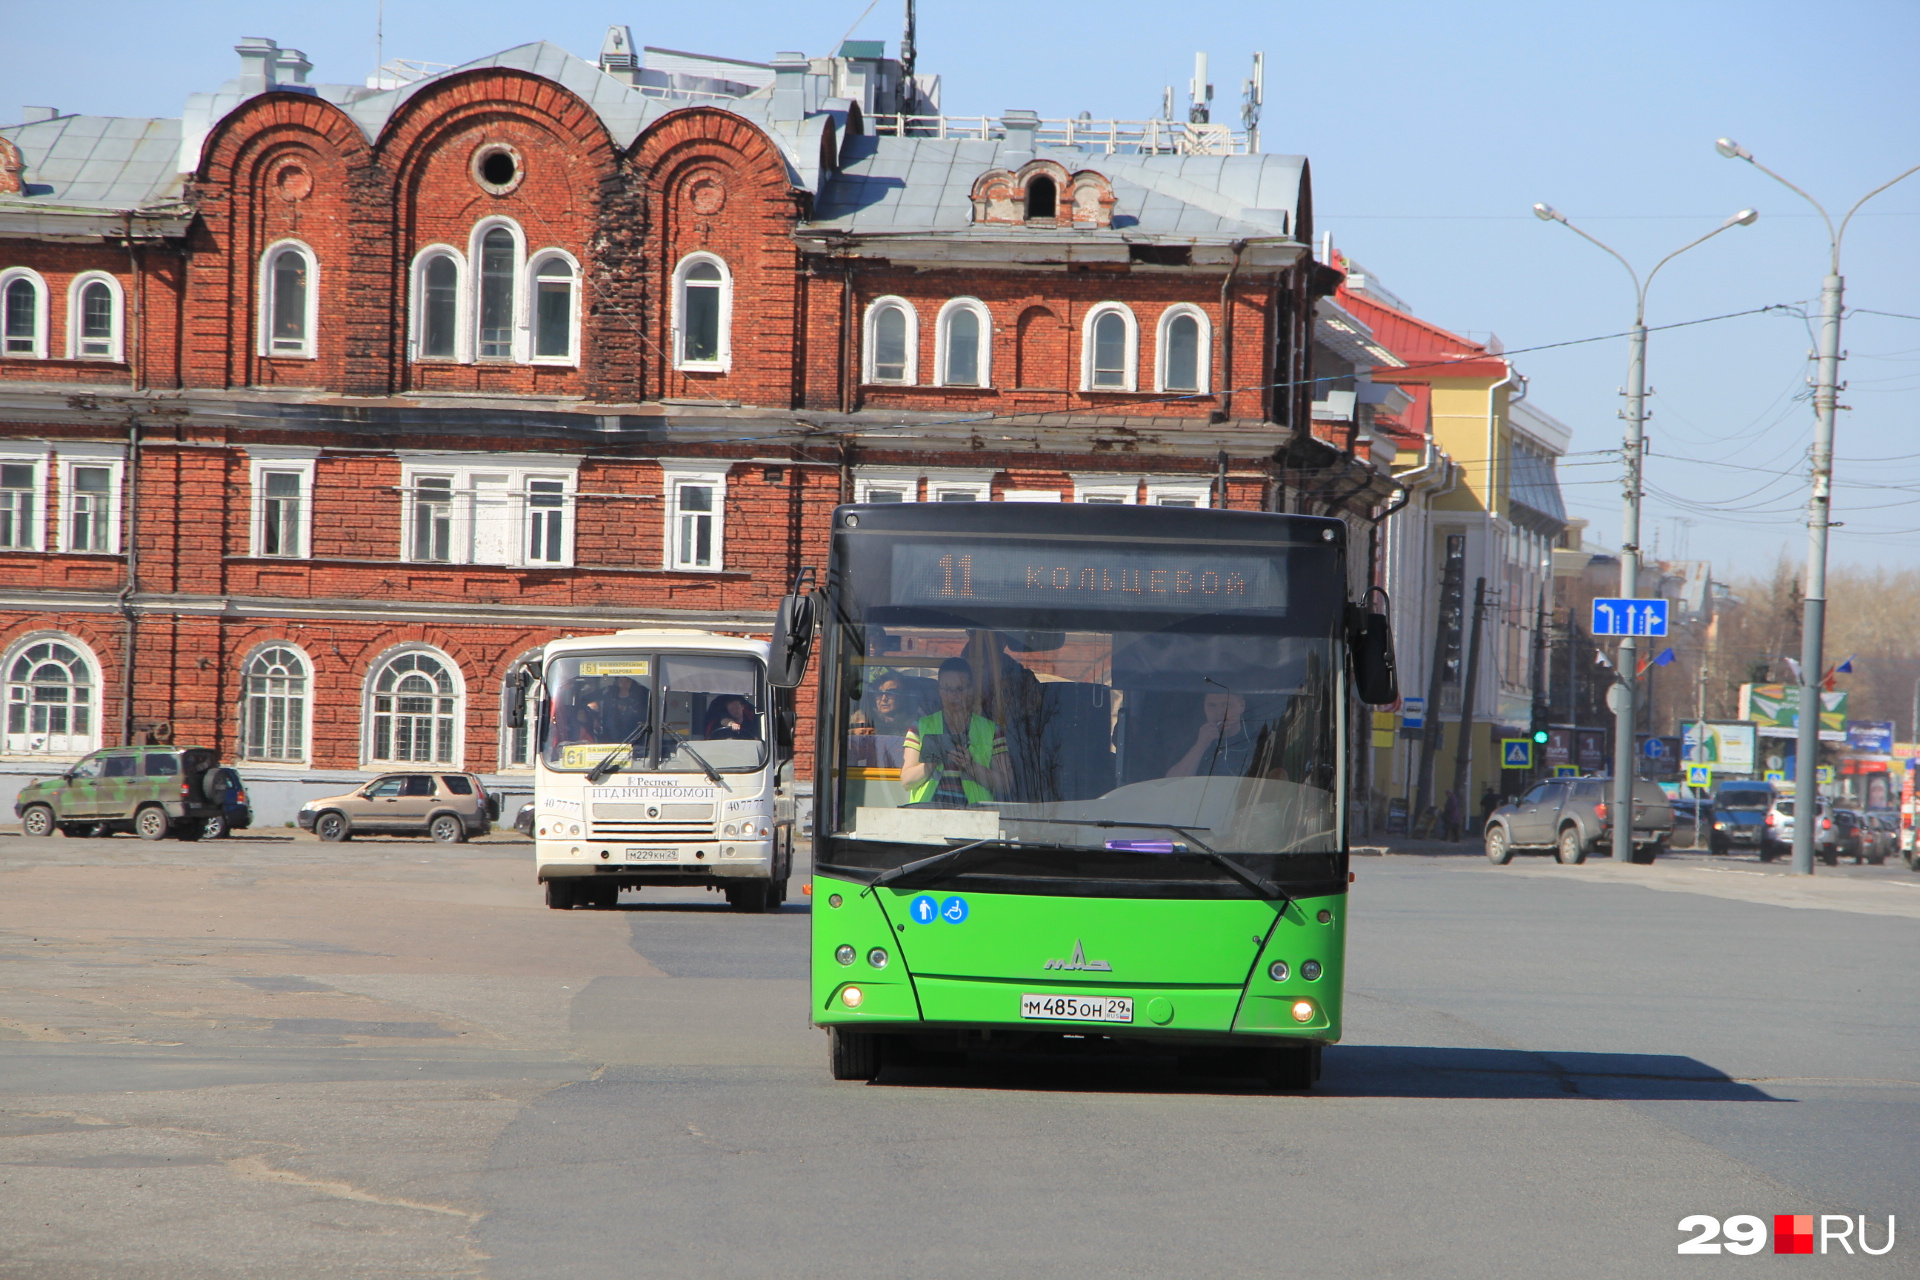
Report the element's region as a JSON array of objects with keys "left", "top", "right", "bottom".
[{"left": 14, "top": 745, "right": 226, "bottom": 841}]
